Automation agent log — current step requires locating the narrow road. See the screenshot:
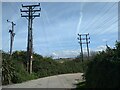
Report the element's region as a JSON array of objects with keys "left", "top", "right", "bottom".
[{"left": 2, "top": 73, "right": 83, "bottom": 88}]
